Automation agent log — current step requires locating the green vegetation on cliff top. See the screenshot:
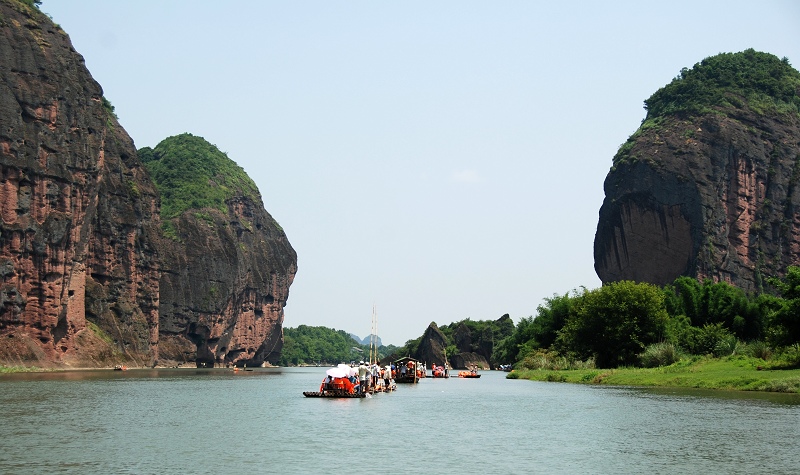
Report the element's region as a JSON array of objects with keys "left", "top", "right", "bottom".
[
  {"left": 139, "top": 133, "right": 259, "bottom": 219},
  {"left": 614, "top": 49, "right": 800, "bottom": 165},
  {"left": 644, "top": 48, "right": 800, "bottom": 121}
]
